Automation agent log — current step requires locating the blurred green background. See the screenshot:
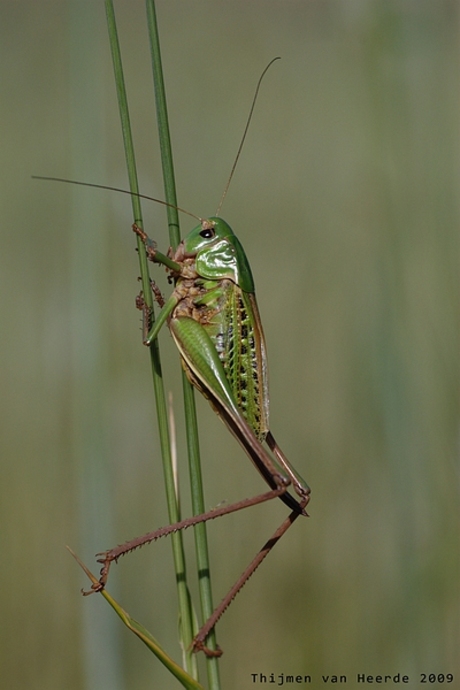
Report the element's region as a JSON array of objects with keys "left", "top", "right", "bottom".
[{"left": 1, "top": 1, "right": 458, "bottom": 689}]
